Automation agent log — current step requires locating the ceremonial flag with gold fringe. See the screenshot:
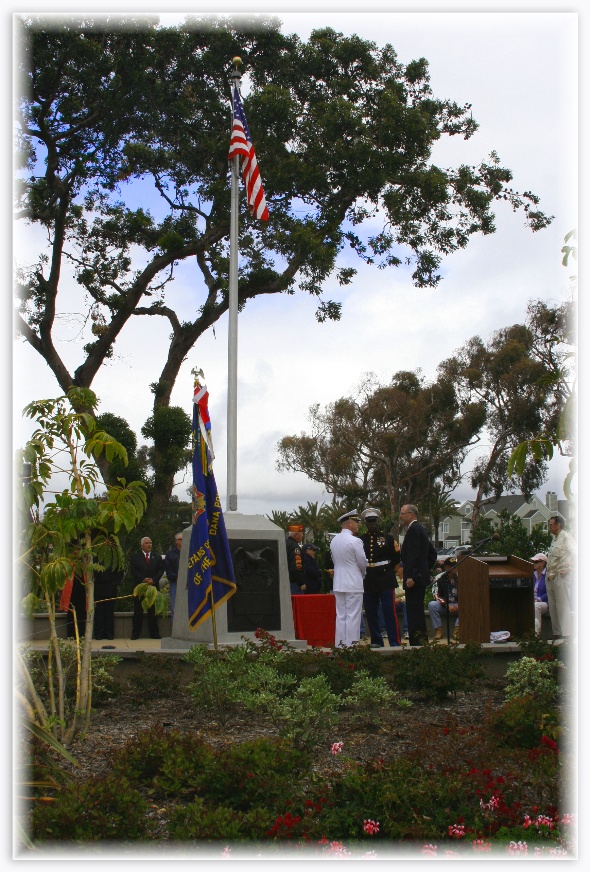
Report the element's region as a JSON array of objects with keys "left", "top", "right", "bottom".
[{"left": 187, "top": 384, "right": 236, "bottom": 629}]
